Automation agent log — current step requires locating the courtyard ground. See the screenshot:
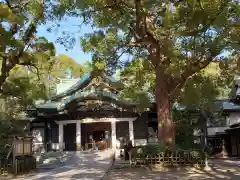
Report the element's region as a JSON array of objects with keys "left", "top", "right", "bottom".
[
  {"left": 9, "top": 149, "right": 114, "bottom": 180},
  {"left": 102, "top": 159, "right": 240, "bottom": 180},
  {"left": 4, "top": 154, "right": 240, "bottom": 180}
]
